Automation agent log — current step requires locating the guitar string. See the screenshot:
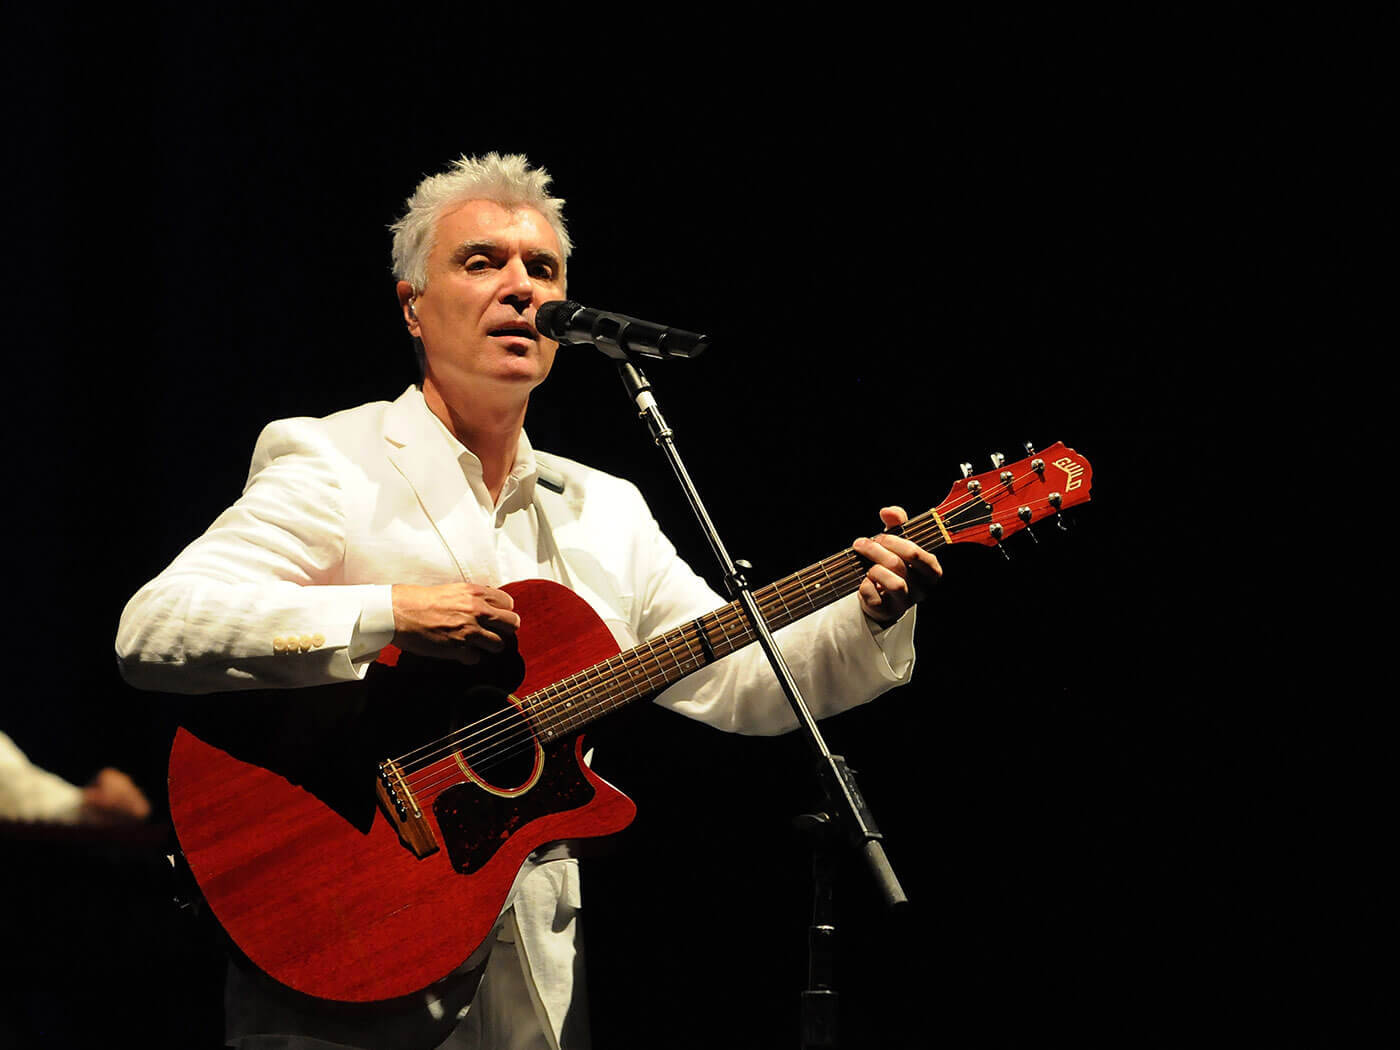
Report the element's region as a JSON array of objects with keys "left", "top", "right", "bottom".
[
  {"left": 386, "top": 464, "right": 1011, "bottom": 777},
  {"left": 390, "top": 497, "right": 958, "bottom": 787},
  {"left": 397, "top": 501, "right": 962, "bottom": 801},
  {"left": 394, "top": 476, "right": 1061, "bottom": 804},
  {"left": 390, "top": 472, "right": 1070, "bottom": 804},
  {"left": 398, "top": 550, "right": 879, "bottom": 802},
  {"left": 386, "top": 459, "right": 1066, "bottom": 783},
  {"left": 397, "top": 561, "right": 866, "bottom": 802},
  {"left": 398, "top": 500, "right": 1063, "bottom": 809},
  {"left": 393, "top": 536, "right": 910, "bottom": 803},
  {"left": 387, "top": 512, "right": 934, "bottom": 780},
  {"left": 389, "top": 469, "right": 1066, "bottom": 803}
]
